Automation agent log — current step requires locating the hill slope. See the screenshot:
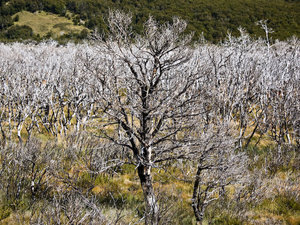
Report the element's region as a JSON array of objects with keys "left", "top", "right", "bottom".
[
  {"left": 0, "top": 0, "right": 299, "bottom": 42},
  {"left": 14, "top": 11, "right": 86, "bottom": 38}
]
